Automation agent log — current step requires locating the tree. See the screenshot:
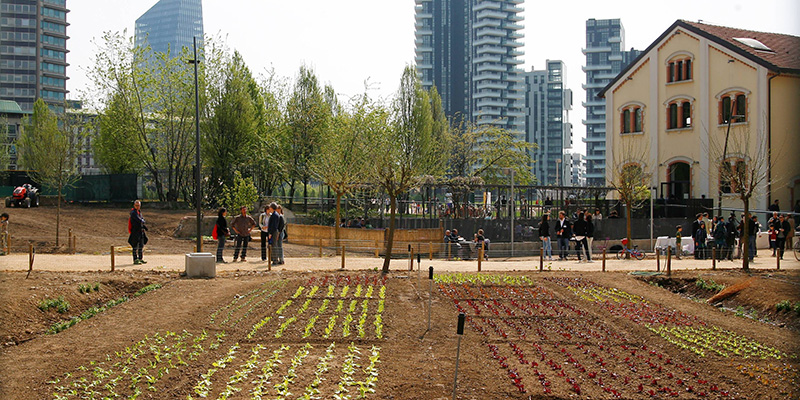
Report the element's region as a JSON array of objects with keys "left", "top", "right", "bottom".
[
  {"left": 712, "top": 123, "right": 776, "bottom": 271},
  {"left": 201, "top": 50, "right": 260, "bottom": 200},
  {"left": 609, "top": 139, "right": 652, "bottom": 258},
  {"left": 285, "top": 65, "right": 330, "bottom": 210},
  {"left": 219, "top": 171, "right": 258, "bottom": 213},
  {"left": 87, "top": 31, "right": 199, "bottom": 202},
  {"left": 249, "top": 69, "right": 290, "bottom": 197},
  {"left": 372, "top": 66, "right": 445, "bottom": 273},
  {"left": 313, "top": 93, "right": 384, "bottom": 245},
  {"left": 17, "top": 99, "right": 83, "bottom": 246},
  {"left": 0, "top": 115, "right": 10, "bottom": 171}
]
